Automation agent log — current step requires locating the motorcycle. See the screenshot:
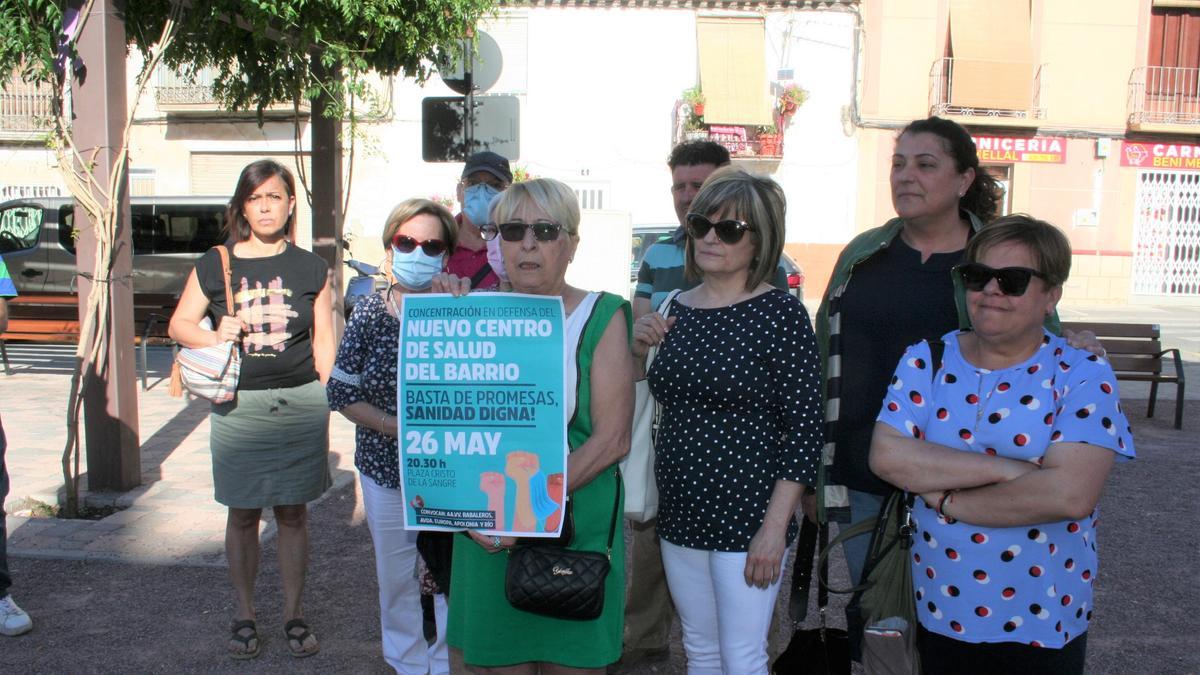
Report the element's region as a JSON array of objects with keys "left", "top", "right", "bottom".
[{"left": 342, "top": 239, "right": 386, "bottom": 318}]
